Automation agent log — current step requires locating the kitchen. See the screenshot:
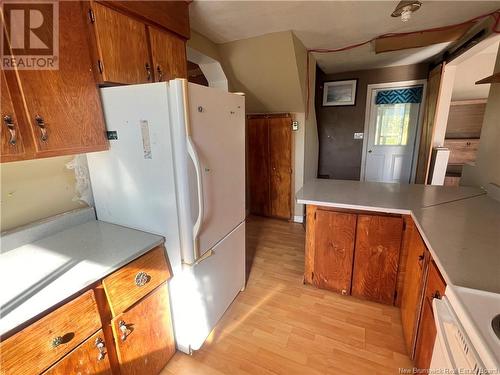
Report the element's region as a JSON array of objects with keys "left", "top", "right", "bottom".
[{"left": 1, "top": 1, "right": 500, "bottom": 375}]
